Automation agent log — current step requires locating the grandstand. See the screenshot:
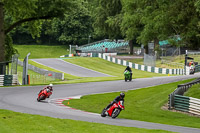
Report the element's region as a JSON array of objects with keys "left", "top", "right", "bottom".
[{"left": 76, "top": 40, "right": 129, "bottom": 53}]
